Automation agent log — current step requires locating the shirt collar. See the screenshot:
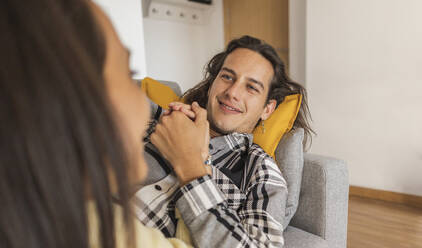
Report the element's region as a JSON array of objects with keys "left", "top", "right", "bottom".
[{"left": 209, "top": 132, "right": 253, "bottom": 154}]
